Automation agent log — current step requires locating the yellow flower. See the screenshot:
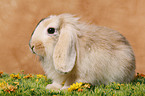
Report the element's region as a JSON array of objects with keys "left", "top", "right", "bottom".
[
  {"left": 10, "top": 74, "right": 21, "bottom": 79},
  {"left": 136, "top": 82, "right": 140, "bottom": 85},
  {"left": 0, "top": 71, "right": 3, "bottom": 74},
  {"left": 78, "top": 88, "right": 83, "bottom": 92},
  {"left": 82, "top": 83, "right": 91, "bottom": 88},
  {"left": 136, "top": 73, "right": 145, "bottom": 78},
  {"left": 31, "top": 88, "right": 34, "bottom": 91},
  {"left": 117, "top": 84, "right": 120, "bottom": 86},
  {"left": 36, "top": 79, "right": 39, "bottom": 82},
  {"left": 23, "top": 74, "right": 33, "bottom": 79},
  {"left": 62, "top": 81, "right": 65, "bottom": 85},
  {"left": 68, "top": 82, "right": 92, "bottom": 92},
  {"left": 116, "top": 87, "right": 120, "bottom": 90},
  {"left": 68, "top": 82, "right": 83, "bottom": 92},
  {"left": 36, "top": 74, "right": 46, "bottom": 78},
  {"left": 0, "top": 71, "right": 3, "bottom": 77},
  {"left": 3, "top": 84, "right": 17, "bottom": 93},
  {"left": 13, "top": 82, "right": 19, "bottom": 86},
  {"left": 43, "top": 76, "right": 47, "bottom": 79},
  {"left": 121, "top": 84, "right": 124, "bottom": 86},
  {"left": 0, "top": 81, "right": 17, "bottom": 93},
  {"left": 0, "top": 81, "right": 6, "bottom": 88}
]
